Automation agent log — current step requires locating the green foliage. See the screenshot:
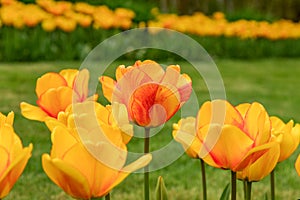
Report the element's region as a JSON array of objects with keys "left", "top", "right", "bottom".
[
  {"left": 155, "top": 176, "right": 168, "bottom": 200},
  {"left": 219, "top": 183, "right": 230, "bottom": 200}
]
